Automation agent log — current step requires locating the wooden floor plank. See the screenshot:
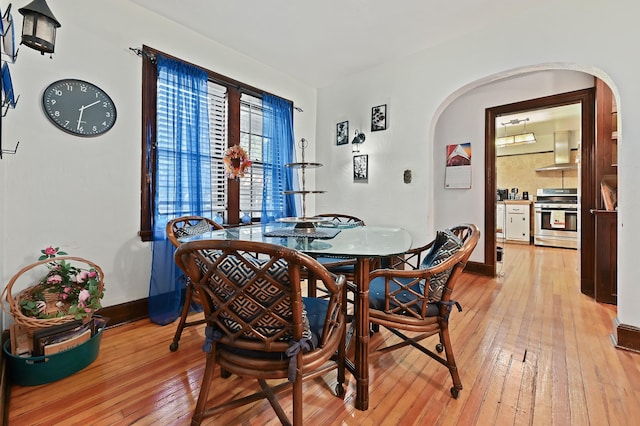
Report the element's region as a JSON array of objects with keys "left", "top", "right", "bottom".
[{"left": 7, "top": 243, "right": 639, "bottom": 425}]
